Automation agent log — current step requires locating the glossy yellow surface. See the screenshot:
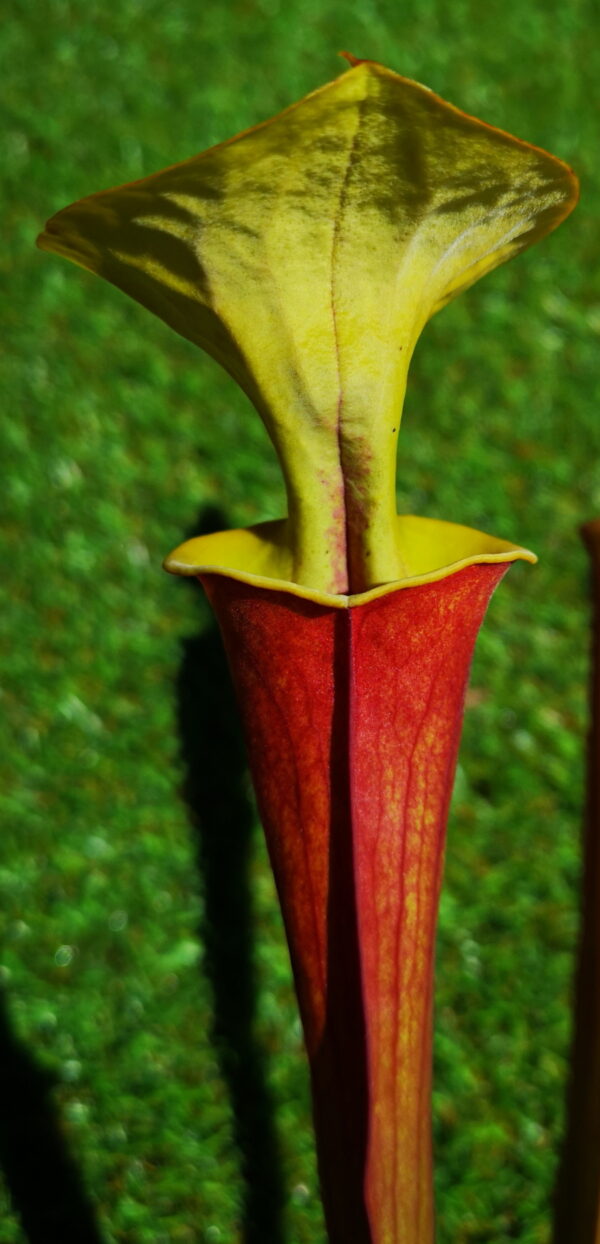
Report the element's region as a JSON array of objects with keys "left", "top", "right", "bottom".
[
  {"left": 38, "top": 58, "right": 577, "bottom": 593},
  {"left": 164, "top": 514, "right": 536, "bottom": 608}
]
